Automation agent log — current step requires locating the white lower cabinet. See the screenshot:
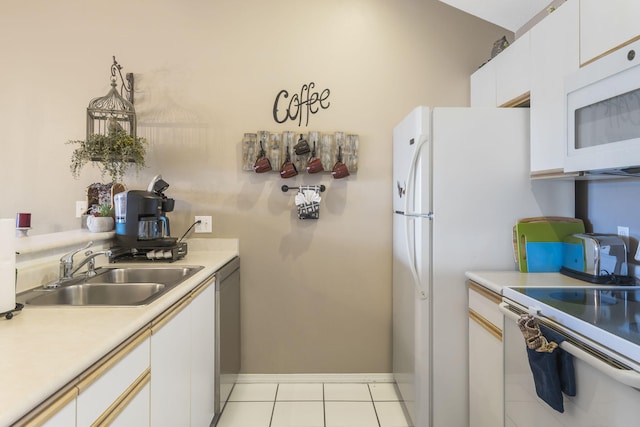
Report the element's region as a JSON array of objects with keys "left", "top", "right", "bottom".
[
  {"left": 150, "top": 297, "right": 192, "bottom": 427},
  {"left": 20, "top": 332, "right": 151, "bottom": 427},
  {"left": 468, "top": 281, "right": 504, "bottom": 427},
  {"left": 190, "top": 280, "right": 216, "bottom": 426},
  {"left": 107, "top": 377, "right": 150, "bottom": 427},
  {"left": 42, "top": 398, "right": 76, "bottom": 427},
  {"left": 150, "top": 275, "right": 216, "bottom": 427},
  {"left": 28, "top": 388, "right": 77, "bottom": 427},
  {"left": 77, "top": 331, "right": 151, "bottom": 426}
]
